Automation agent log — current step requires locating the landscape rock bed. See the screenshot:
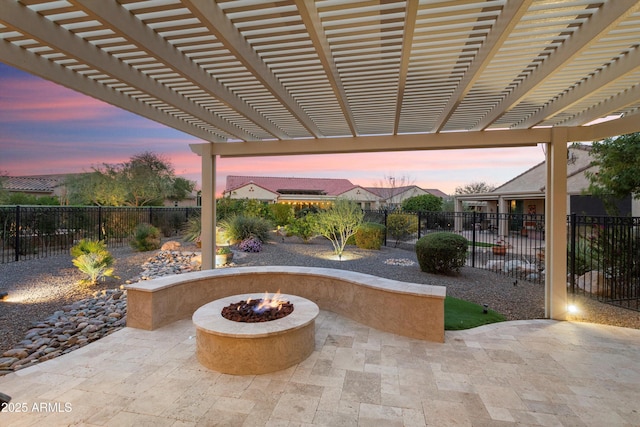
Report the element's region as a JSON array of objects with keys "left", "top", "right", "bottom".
[
  {"left": 0, "top": 244, "right": 202, "bottom": 375},
  {"left": 0, "top": 289, "right": 126, "bottom": 374}
]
